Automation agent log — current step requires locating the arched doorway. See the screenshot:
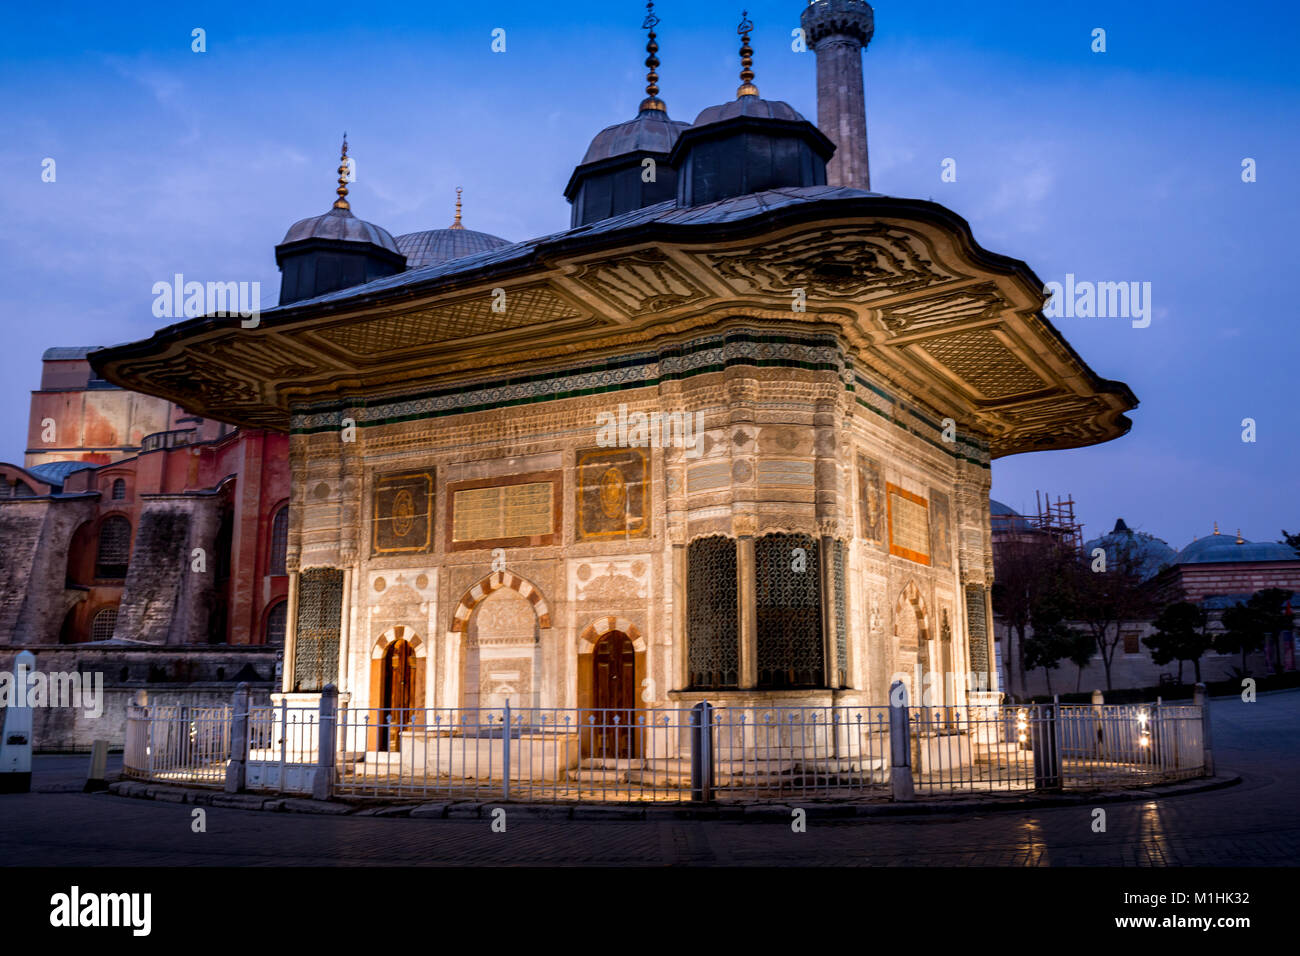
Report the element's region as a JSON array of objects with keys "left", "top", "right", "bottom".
[
  {"left": 592, "top": 631, "right": 636, "bottom": 758},
  {"left": 367, "top": 626, "right": 427, "bottom": 752},
  {"left": 380, "top": 638, "right": 418, "bottom": 751}
]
